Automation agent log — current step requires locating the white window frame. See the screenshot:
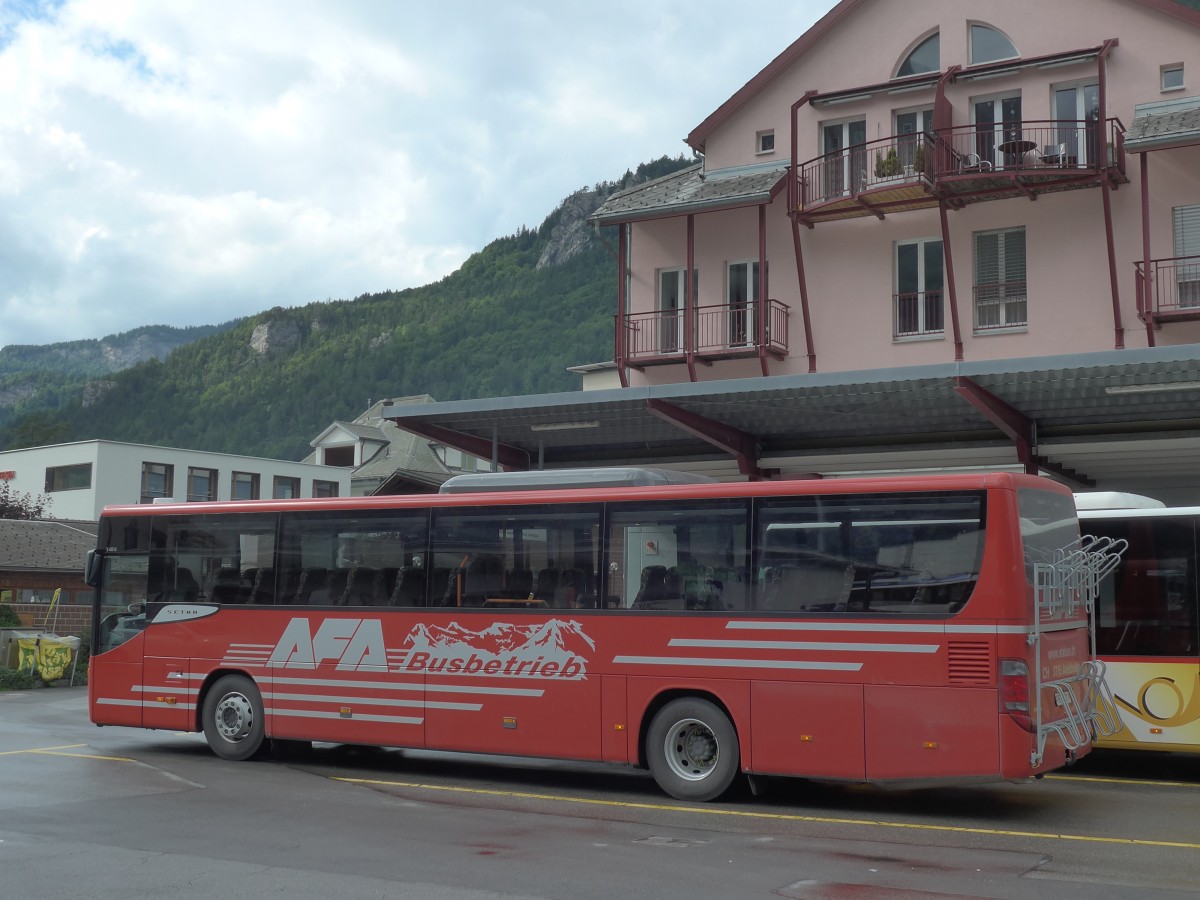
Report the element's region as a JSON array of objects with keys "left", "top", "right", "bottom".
[
  {"left": 973, "top": 226, "right": 1027, "bottom": 332},
  {"left": 756, "top": 129, "right": 775, "bottom": 155},
  {"left": 726, "top": 259, "right": 765, "bottom": 347},
  {"left": 1161, "top": 64, "right": 1185, "bottom": 92},
  {"left": 1173, "top": 205, "right": 1200, "bottom": 309},
  {"left": 894, "top": 238, "right": 944, "bottom": 340}
]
